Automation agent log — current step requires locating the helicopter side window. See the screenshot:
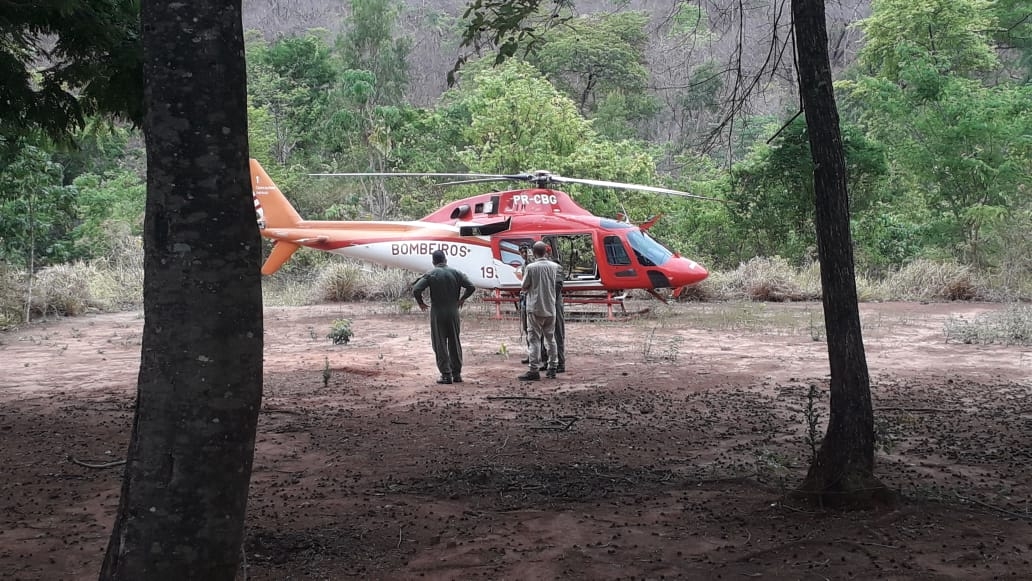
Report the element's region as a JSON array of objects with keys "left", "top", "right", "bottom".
[
  {"left": 500, "top": 238, "right": 535, "bottom": 268},
  {"left": 603, "top": 236, "right": 632, "bottom": 266},
  {"left": 626, "top": 230, "right": 673, "bottom": 267}
]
